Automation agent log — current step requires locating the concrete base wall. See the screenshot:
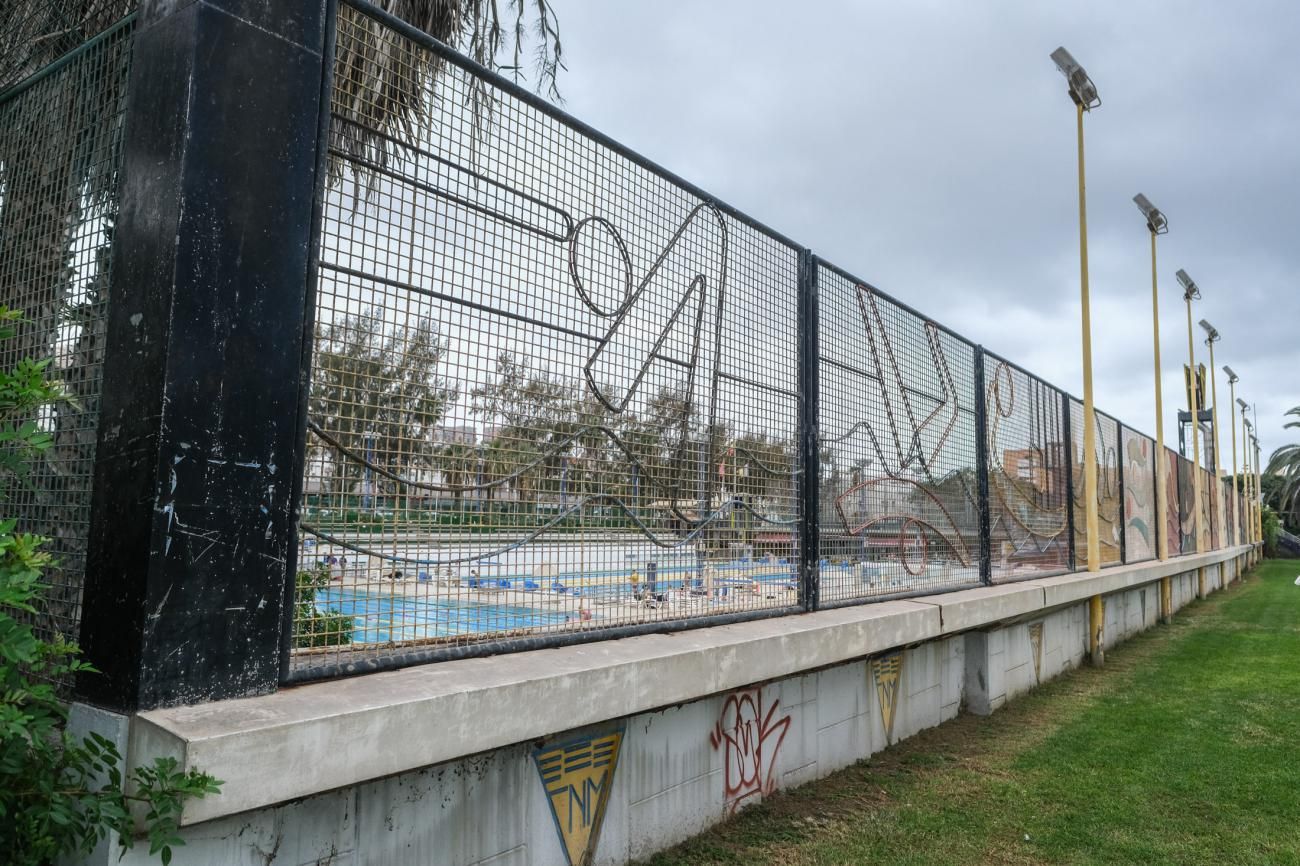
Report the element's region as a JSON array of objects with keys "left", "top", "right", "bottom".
[{"left": 99, "top": 549, "right": 1253, "bottom": 866}]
